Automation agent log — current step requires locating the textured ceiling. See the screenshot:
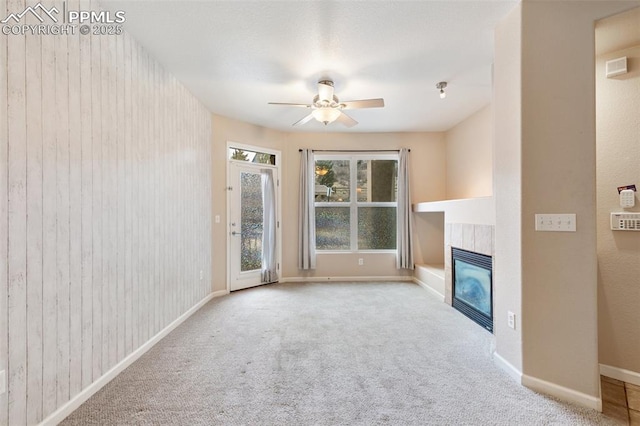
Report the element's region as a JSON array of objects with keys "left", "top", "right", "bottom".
[{"left": 102, "top": 0, "right": 520, "bottom": 132}]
